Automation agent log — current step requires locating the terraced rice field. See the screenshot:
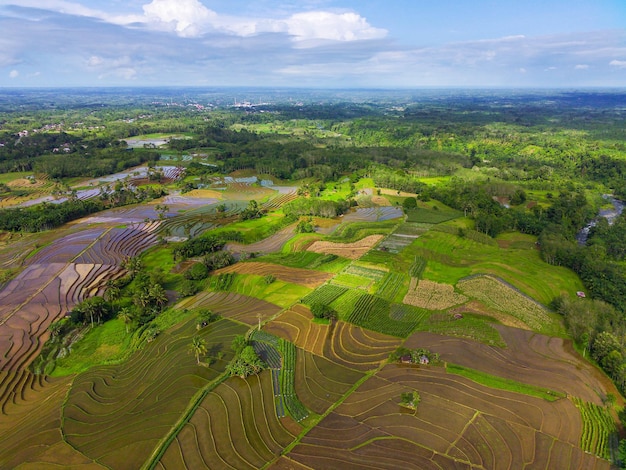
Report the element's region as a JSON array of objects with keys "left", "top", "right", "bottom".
[
  {"left": 307, "top": 235, "right": 383, "bottom": 259},
  {"left": 0, "top": 262, "right": 122, "bottom": 372},
  {"left": 405, "top": 325, "right": 621, "bottom": 405},
  {"left": 341, "top": 206, "right": 404, "bottom": 223},
  {"left": 225, "top": 224, "right": 296, "bottom": 255},
  {"left": 295, "top": 350, "right": 364, "bottom": 415},
  {"left": 214, "top": 262, "right": 332, "bottom": 288},
  {"left": 177, "top": 291, "right": 283, "bottom": 326},
  {"left": 157, "top": 370, "right": 298, "bottom": 470},
  {"left": 263, "top": 306, "right": 400, "bottom": 371},
  {"left": 0, "top": 371, "right": 95, "bottom": 469},
  {"left": 284, "top": 365, "right": 607, "bottom": 470},
  {"left": 63, "top": 318, "right": 247, "bottom": 469}
]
